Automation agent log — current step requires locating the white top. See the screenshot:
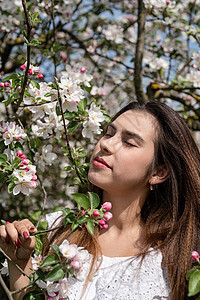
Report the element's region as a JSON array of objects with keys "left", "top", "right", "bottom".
[{"left": 46, "top": 212, "right": 171, "bottom": 300}]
